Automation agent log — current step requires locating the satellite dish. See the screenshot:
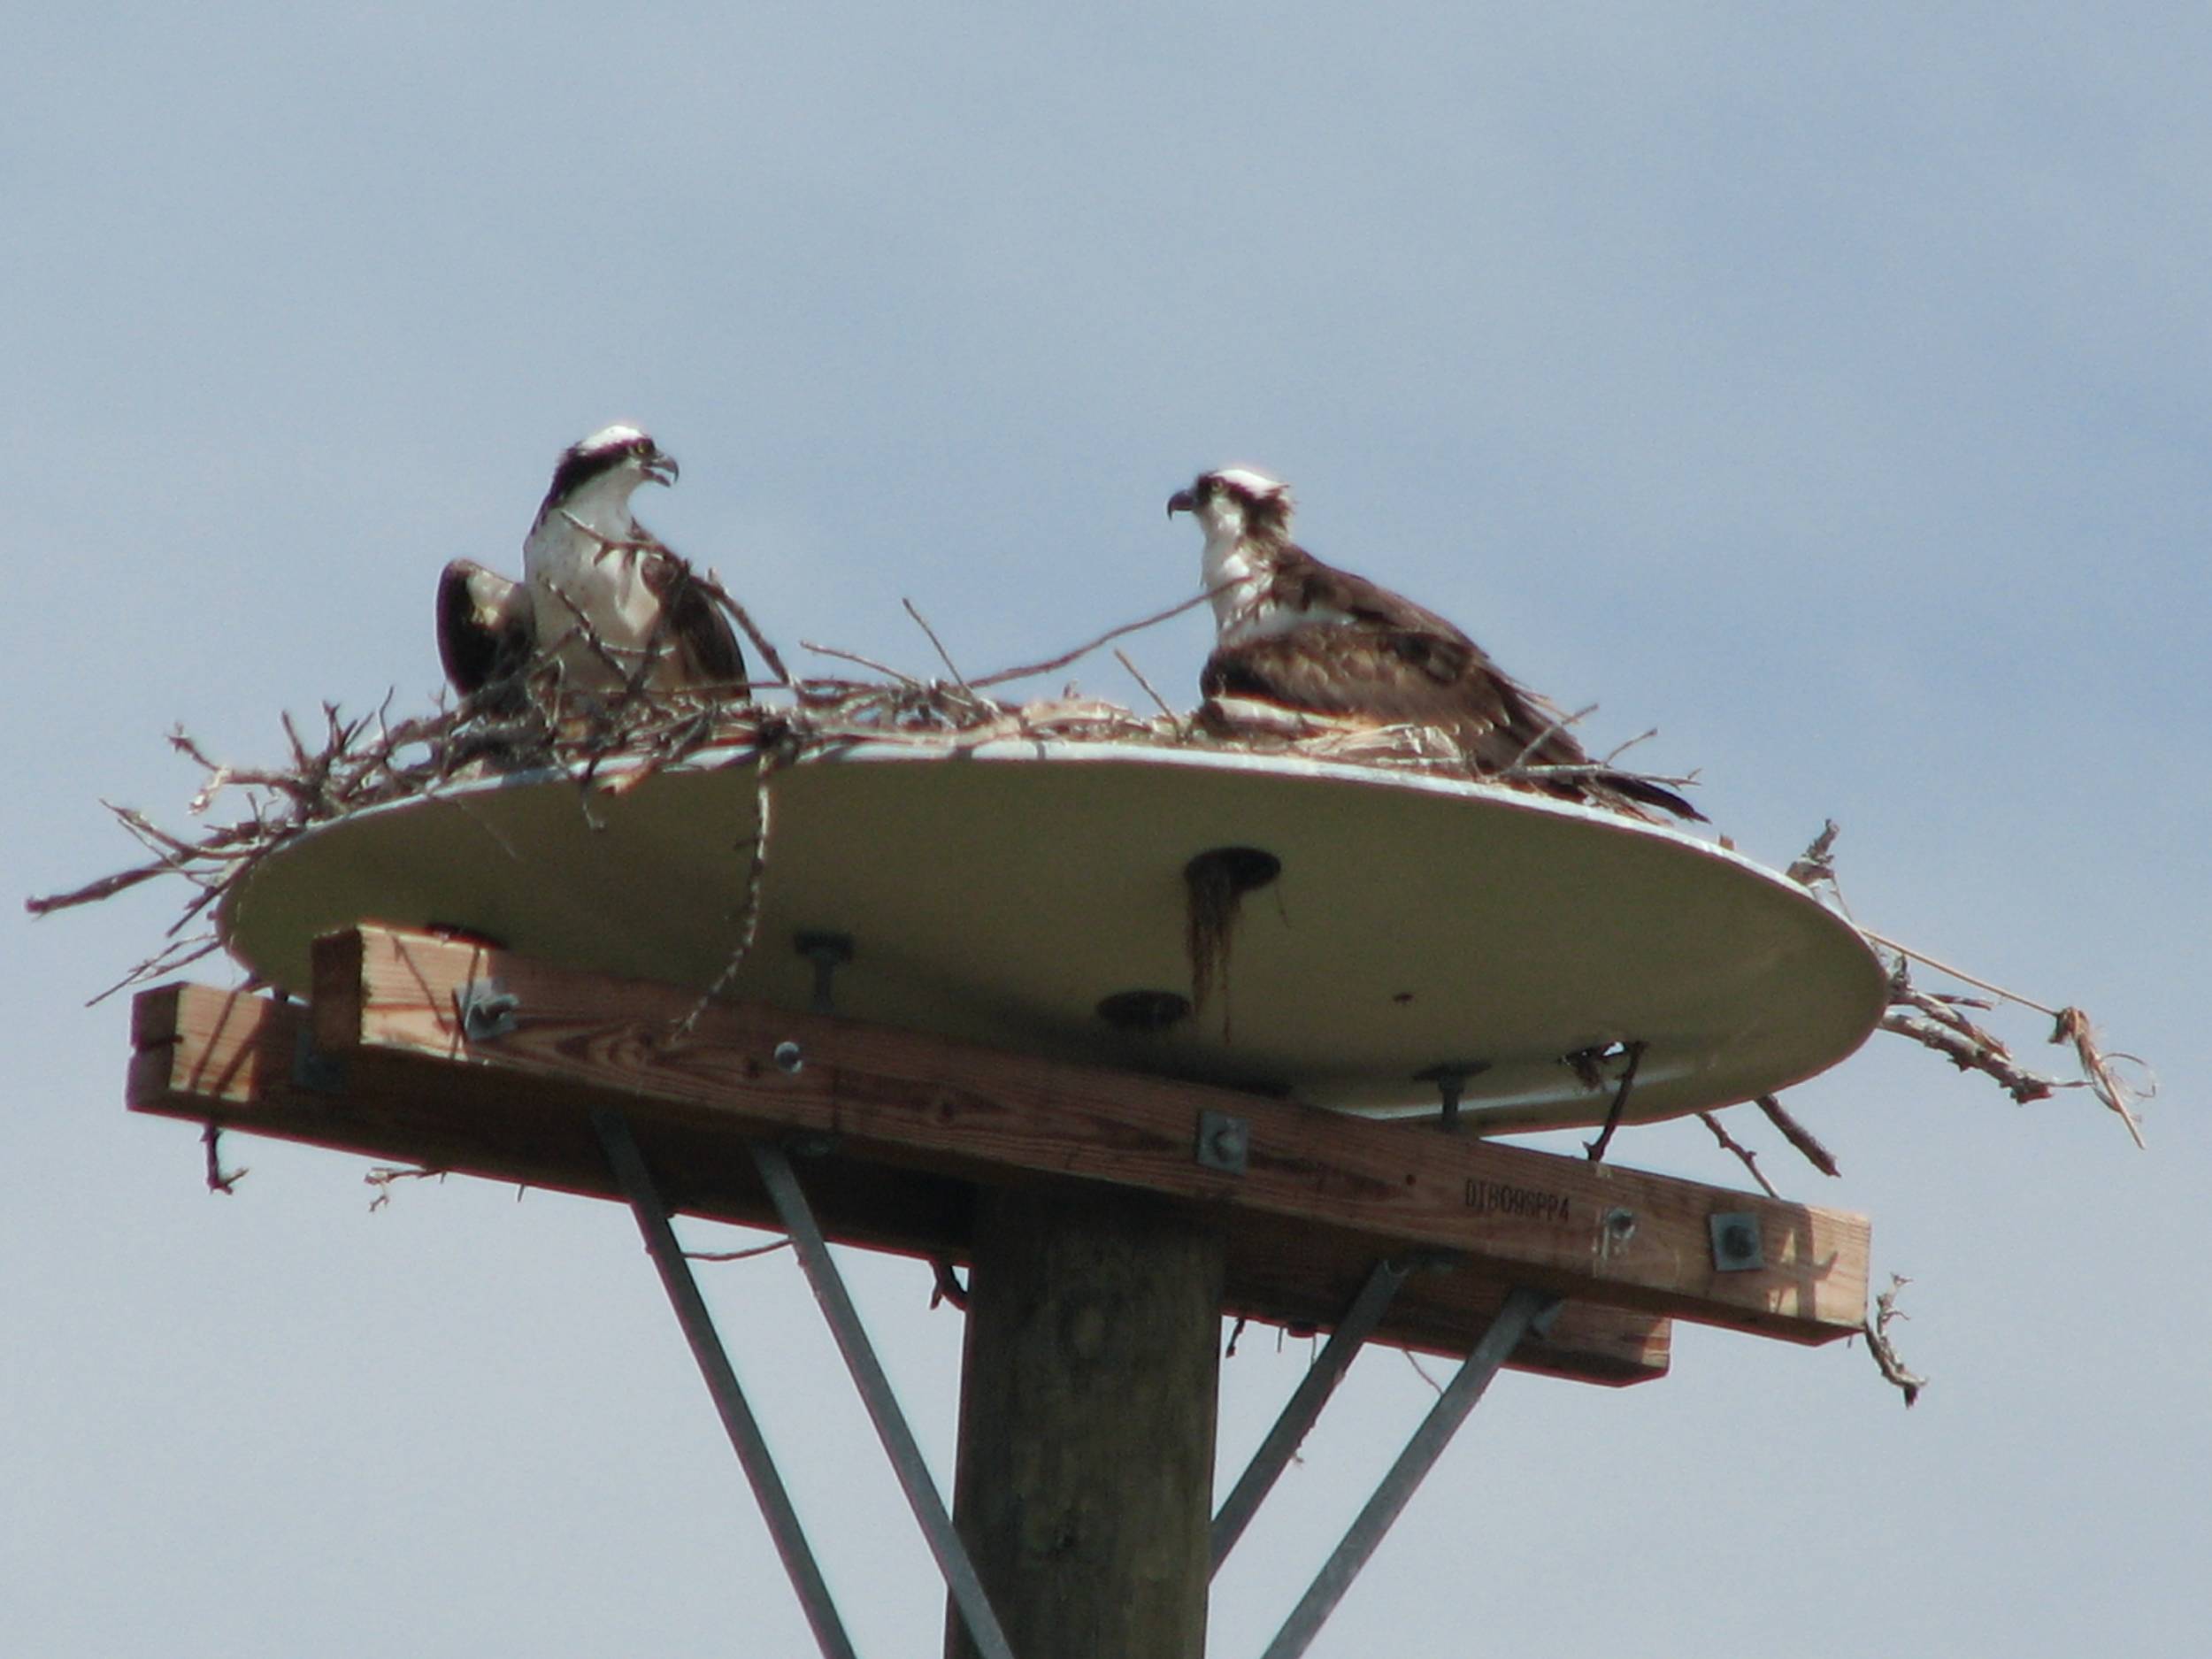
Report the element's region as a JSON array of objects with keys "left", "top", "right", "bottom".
[{"left": 220, "top": 741, "right": 1884, "bottom": 1132}]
